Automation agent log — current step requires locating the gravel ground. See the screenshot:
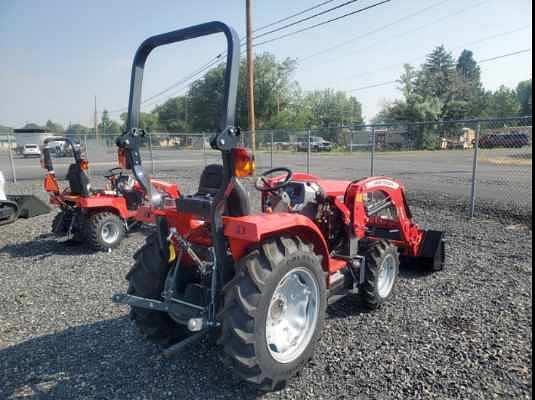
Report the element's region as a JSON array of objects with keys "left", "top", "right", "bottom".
[{"left": 0, "top": 174, "right": 532, "bottom": 400}]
